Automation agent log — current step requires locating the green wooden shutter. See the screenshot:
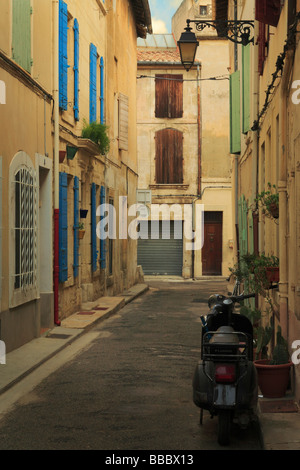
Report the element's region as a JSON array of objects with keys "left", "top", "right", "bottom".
[
  {"left": 242, "top": 44, "right": 251, "bottom": 134},
  {"left": 230, "top": 71, "right": 241, "bottom": 154},
  {"left": 12, "top": 0, "right": 32, "bottom": 73}
]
